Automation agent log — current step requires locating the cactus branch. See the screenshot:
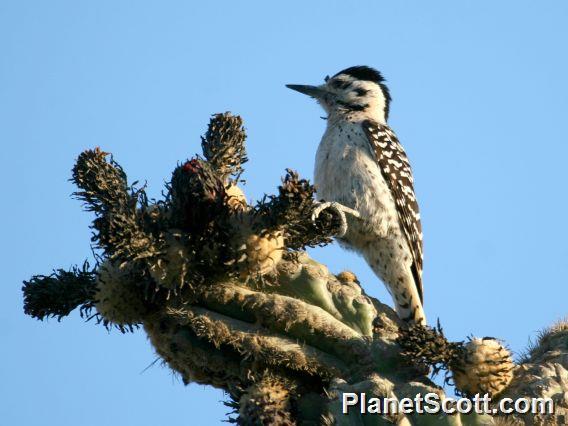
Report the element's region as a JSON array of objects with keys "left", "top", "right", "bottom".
[{"left": 22, "top": 262, "right": 97, "bottom": 321}]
